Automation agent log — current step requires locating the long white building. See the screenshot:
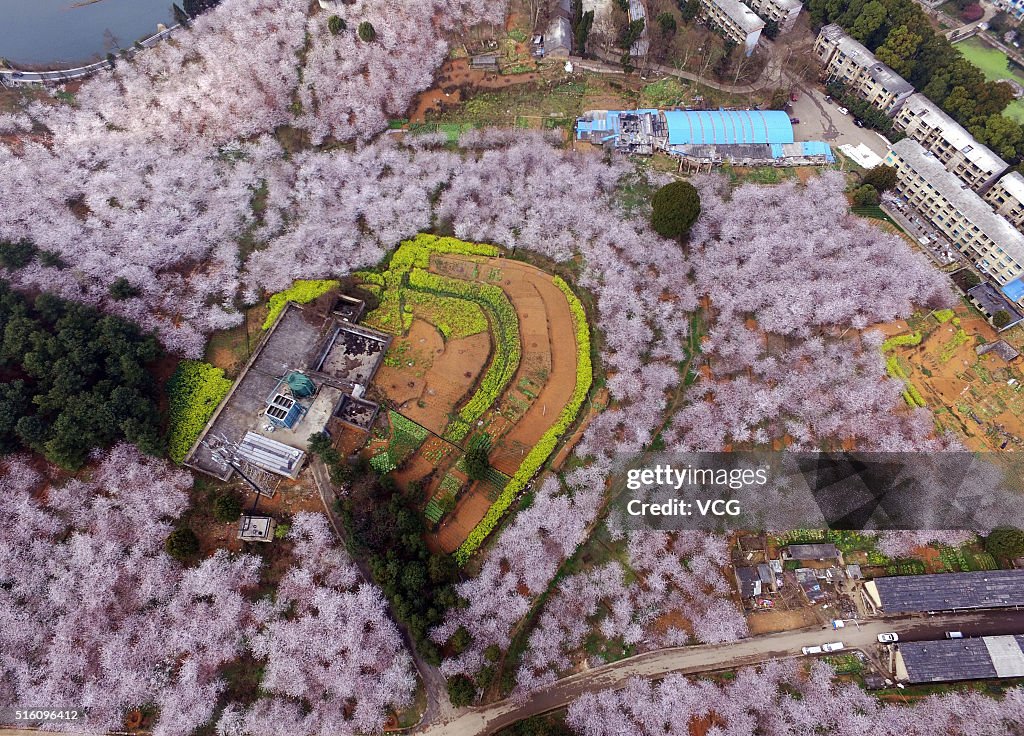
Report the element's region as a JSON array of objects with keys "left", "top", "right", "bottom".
[
  {"left": 885, "top": 138, "right": 1024, "bottom": 289},
  {"left": 814, "top": 24, "right": 913, "bottom": 114},
  {"left": 893, "top": 94, "right": 1010, "bottom": 194},
  {"left": 698, "top": 0, "right": 765, "bottom": 55}
]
